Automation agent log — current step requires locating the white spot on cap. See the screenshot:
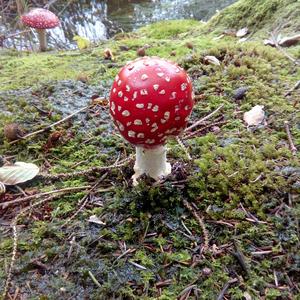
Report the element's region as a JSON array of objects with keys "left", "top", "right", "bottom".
[
  {"left": 159, "top": 90, "right": 166, "bottom": 95},
  {"left": 153, "top": 84, "right": 159, "bottom": 91},
  {"left": 118, "top": 91, "right": 123, "bottom": 98},
  {"left": 128, "top": 130, "right": 136, "bottom": 137},
  {"left": 126, "top": 85, "right": 131, "bottom": 92},
  {"left": 141, "top": 74, "right": 148, "bottom": 81},
  {"left": 147, "top": 103, "right": 153, "bottom": 109},
  {"left": 145, "top": 139, "right": 155, "bottom": 144},
  {"left": 152, "top": 105, "right": 159, "bottom": 112},
  {"left": 126, "top": 122, "right": 132, "bottom": 126},
  {"left": 157, "top": 72, "right": 164, "bottom": 77},
  {"left": 164, "top": 111, "right": 170, "bottom": 119},
  {"left": 122, "top": 110, "right": 130, "bottom": 117},
  {"left": 128, "top": 65, "right": 134, "bottom": 70},
  {"left": 181, "top": 83, "right": 187, "bottom": 91},
  {"left": 140, "top": 89, "right": 148, "bottom": 95},
  {"left": 118, "top": 80, "right": 122, "bottom": 86},
  {"left": 161, "top": 119, "right": 167, "bottom": 124},
  {"left": 184, "top": 105, "right": 190, "bottom": 111},
  {"left": 124, "top": 97, "right": 128, "bottom": 101},
  {"left": 136, "top": 103, "right": 144, "bottom": 109},
  {"left": 158, "top": 133, "right": 163, "bottom": 137},
  {"left": 165, "top": 76, "right": 171, "bottom": 82},
  {"left": 112, "top": 88, "right": 116, "bottom": 93},
  {"left": 134, "top": 119, "right": 143, "bottom": 125},
  {"left": 116, "top": 121, "right": 125, "bottom": 131},
  {"left": 145, "top": 118, "right": 150, "bottom": 124},
  {"left": 133, "top": 91, "right": 138, "bottom": 100},
  {"left": 175, "top": 116, "right": 180, "bottom": 121},
  {"left": 118, "top": 105, "right": 122, "bottom": 111},
  {"left": 115, "top": 75, "right": 119, "bottom": 82},
  {"left": 170, "top": 92, "right": 176, "bottom": 100},
  {"left": 137, "top": 133, "right": 145, "bottom": 138}
]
